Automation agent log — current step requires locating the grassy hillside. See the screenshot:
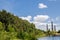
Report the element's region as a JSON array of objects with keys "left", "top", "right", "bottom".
[{"left": 0, "top": 10, "right": 46, "bottom": 40}]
